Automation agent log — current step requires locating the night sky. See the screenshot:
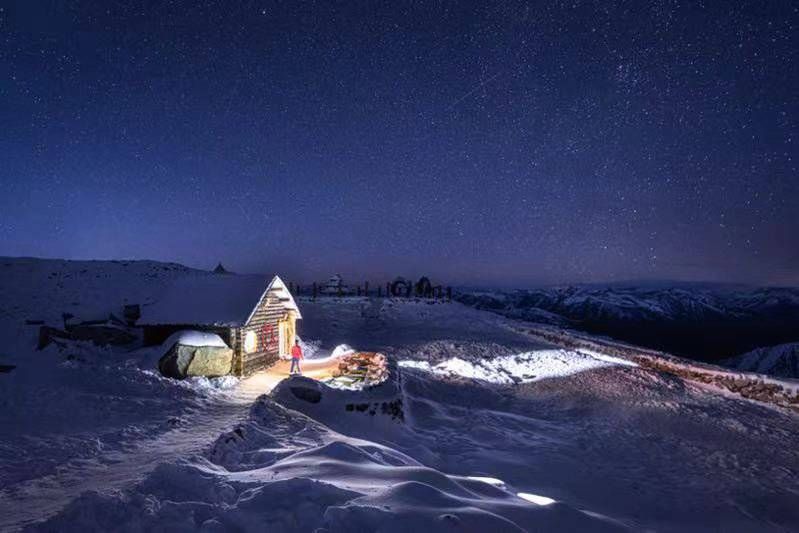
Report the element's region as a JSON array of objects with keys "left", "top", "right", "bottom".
[{"left": 1, "top": 2, "right": 797, "bottom": 287}]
